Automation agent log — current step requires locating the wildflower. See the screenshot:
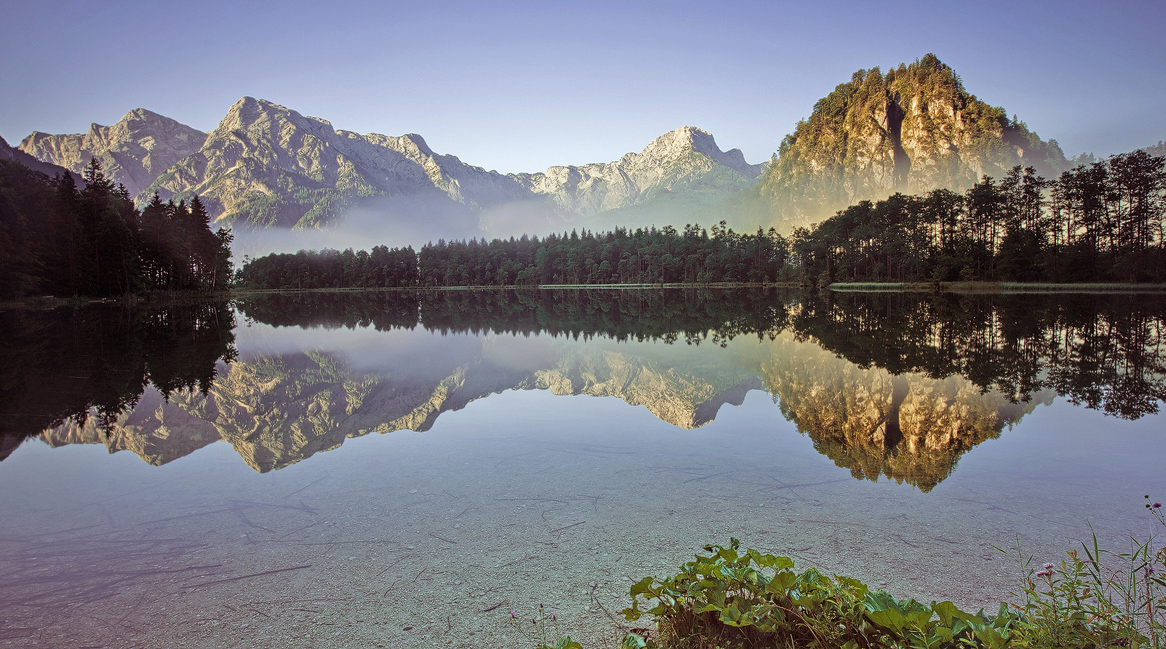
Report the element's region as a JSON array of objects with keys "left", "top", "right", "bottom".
[
  {"left": 509, "top": 611, "right": 516, "bottom": 618},
  {"left": 1155, "top": 503, "right": 1162, "bottom": 508},
  {"left": 1042, "top": 563, "right": 1055, "bottom": 570}
]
